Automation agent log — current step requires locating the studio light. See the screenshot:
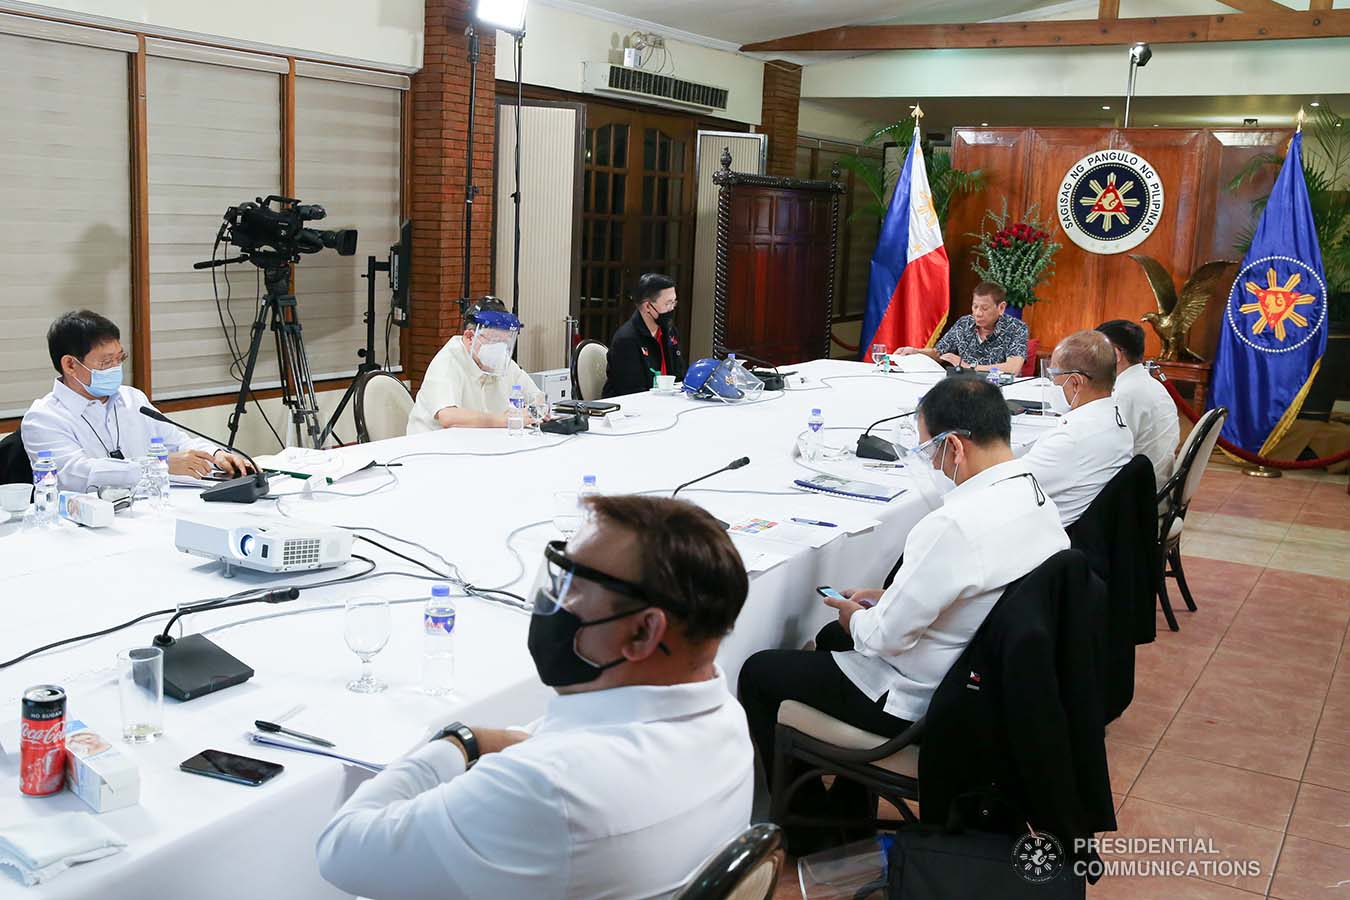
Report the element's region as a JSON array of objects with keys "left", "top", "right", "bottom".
[{"left": 475, "top": 0, "right": 527, "bottom": 35}]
